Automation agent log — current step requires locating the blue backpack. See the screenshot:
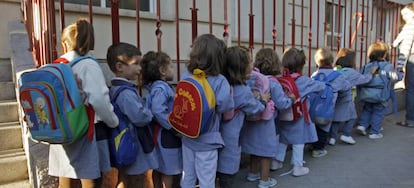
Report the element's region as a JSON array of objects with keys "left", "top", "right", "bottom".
[
  {"left": 309, "top": 71, "right": 341, "bottom": 125},
  {"left": 108, "top": 85, "right": 139, "bottom": 167},
  {"left": 19, "top": 56, "right": 95, "bottom": 144},
  {"left": 357, "top": 61, "right": 391, "bottom": 103}
]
